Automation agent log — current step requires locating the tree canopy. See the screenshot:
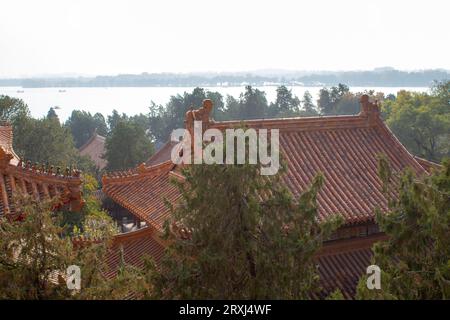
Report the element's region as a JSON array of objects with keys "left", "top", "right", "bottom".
[
  {"left": 65, "top": 110, "right": 108, "bottom": 148},
  {"left": 143, "top": 145, "right": 341, "bottom": 299},
  {"left": 12, "top": 110, "right": 96, "bottom": 174},
  {"left": 0, "top": 182, "right": 142, "bottom": 299},
  {"left": 356, "top": 156, "right": 450, "bottom": 299},
  {"left": 0, "top": 95, "right": 30, "bottom": 123},
  {"left": 103, "top": 118, "right": 154, "bottom": 171},
  {"left": 383, "top": 81, "right": 450, "bottom": 162}
]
